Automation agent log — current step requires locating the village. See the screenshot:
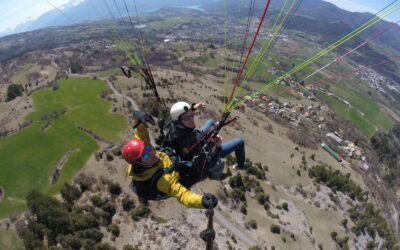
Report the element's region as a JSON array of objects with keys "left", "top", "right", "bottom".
[{"left": 242, "top": 81, "right": 371, "bottom": 173}]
